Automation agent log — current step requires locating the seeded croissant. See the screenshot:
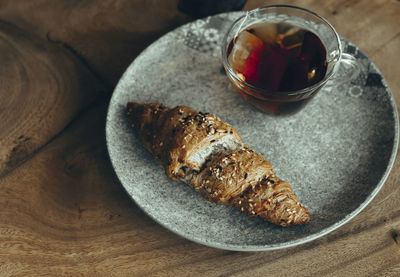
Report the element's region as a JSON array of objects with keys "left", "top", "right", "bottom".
[{"left": 126, "top": 102, "right": 310, "bottom": 226}]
